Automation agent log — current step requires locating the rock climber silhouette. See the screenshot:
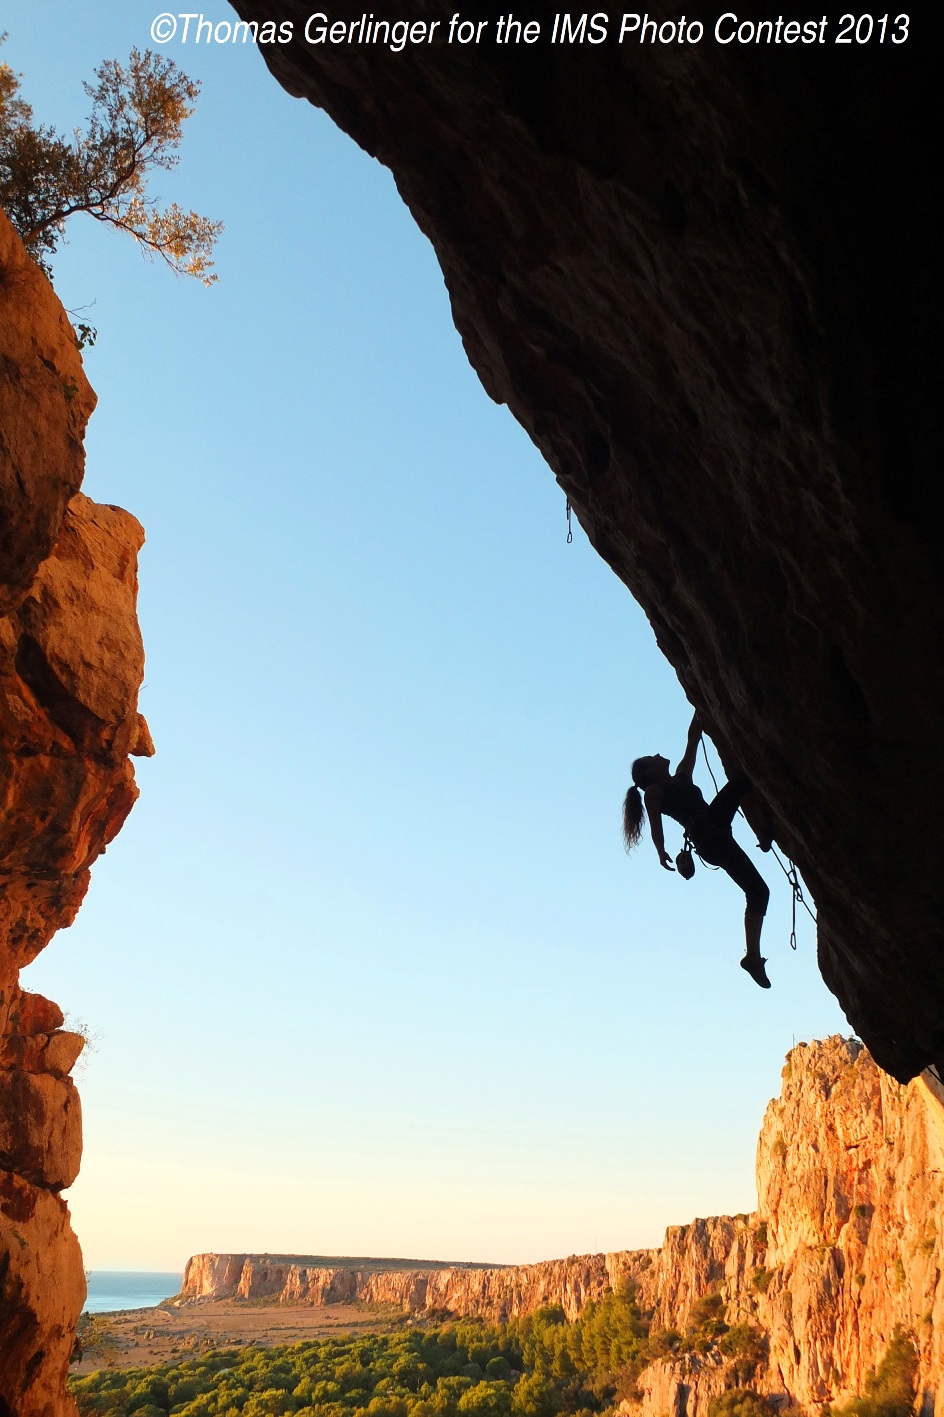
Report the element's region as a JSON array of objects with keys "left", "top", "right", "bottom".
[{"left": 622, "top": 712, "right": 774, "bottom": 988}]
